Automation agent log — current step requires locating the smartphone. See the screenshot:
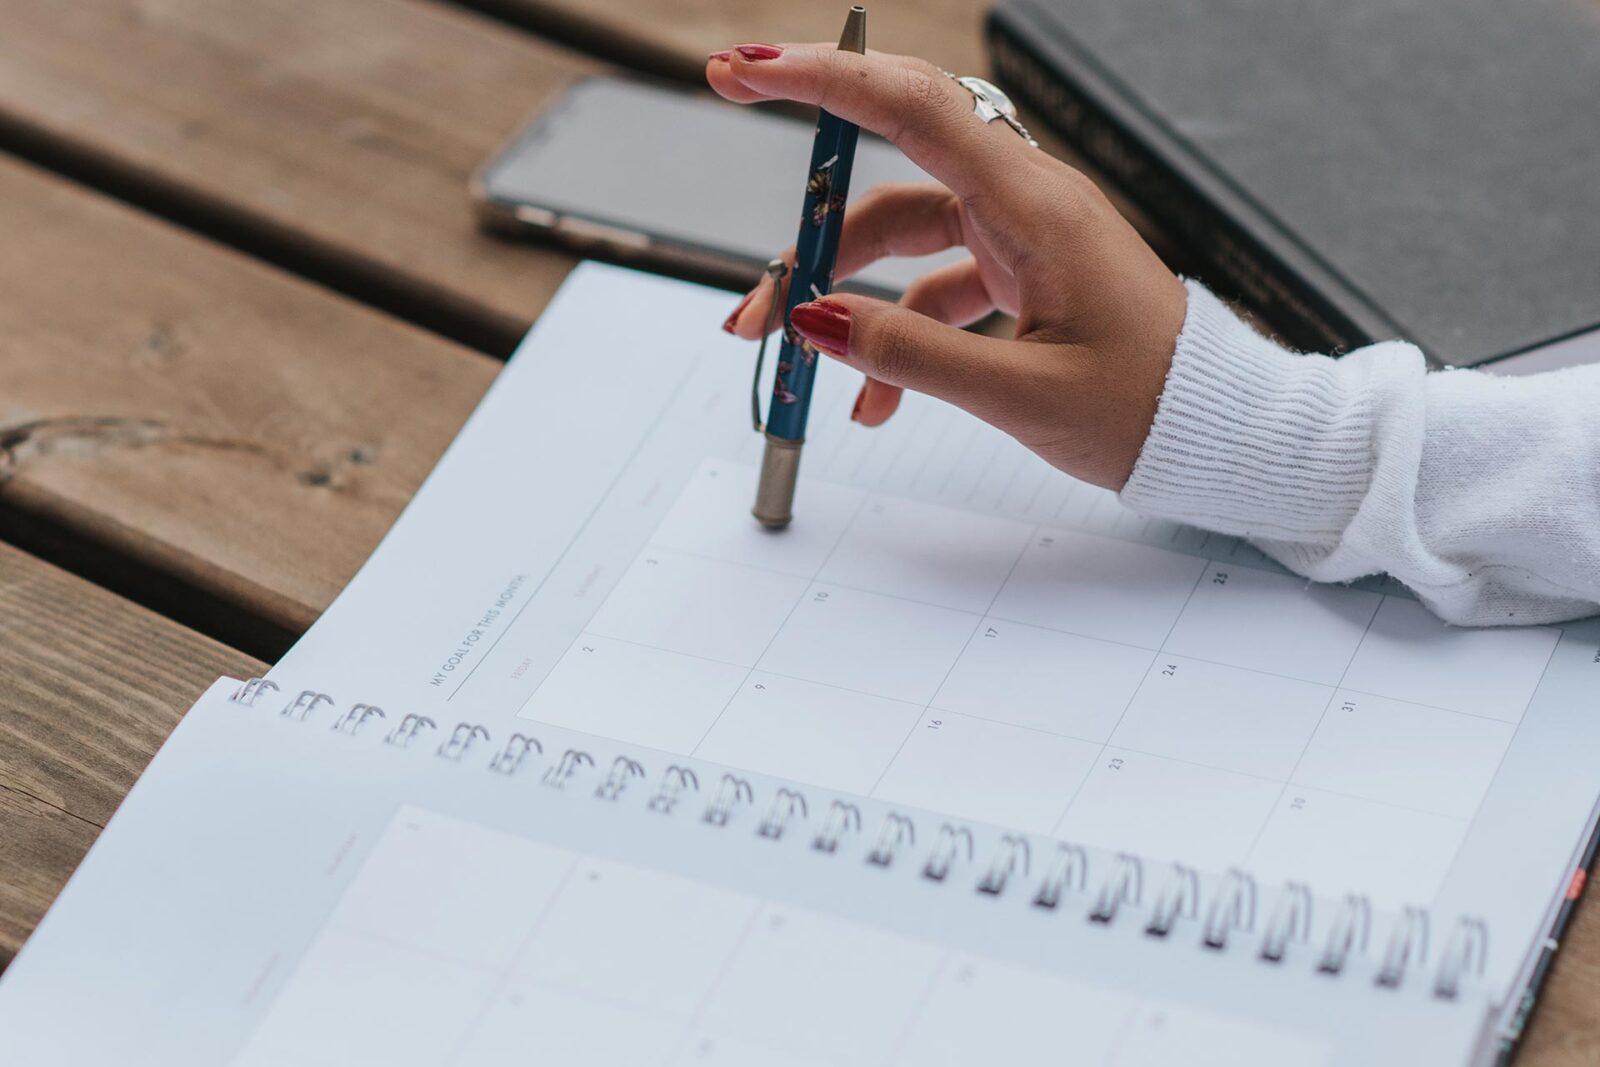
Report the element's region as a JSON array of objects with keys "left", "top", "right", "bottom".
[{"left": 472, "top": 77, "right": 964, "bottom": 298}]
